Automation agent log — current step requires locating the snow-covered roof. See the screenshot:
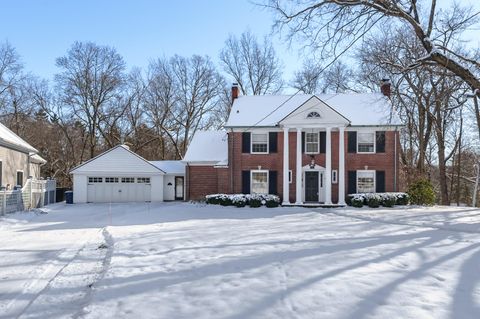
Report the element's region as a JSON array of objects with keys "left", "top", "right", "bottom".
[
  {"left": 225, "top": 93, "right": 402, "bottom": 127},
  {"left": 149, "top": 161, "right": 186, "bottom": 175},
  {"left": 0, "top": 122, "right": 38, "bottom": 153},
  {"left": 71, "top": 145, "right": 165, "bottom": 175},
  {"left": 183, "top": 131, "right": 228, "bottom": 164},
  {"left": 30, "top": 153, "right": 47, "bottom": 164}
]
